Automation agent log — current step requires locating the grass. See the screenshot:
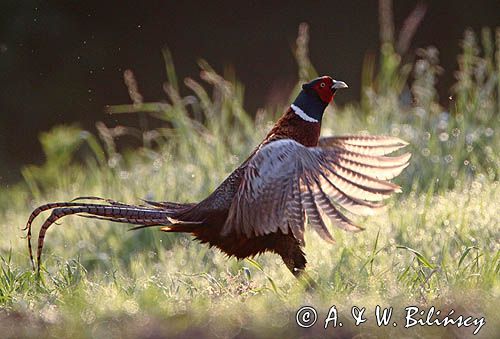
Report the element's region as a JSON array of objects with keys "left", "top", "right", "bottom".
[{"left": 0, "top": 24, "right": 499, "bottom": 338}]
